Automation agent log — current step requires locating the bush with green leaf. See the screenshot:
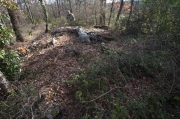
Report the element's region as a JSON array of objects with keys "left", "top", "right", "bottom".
[
  {"left": 0, "top": 83, "right": 38, "bottom": 118},
  {"left": 68, "top": 41, "right": 180, "bottom": 118},
  {"left": 0, "top": 14, "right": 12, "bottom": 46},
  {"left": 0, "top": 13, "right": 21, "bottom": 81},
  {"left": 0, "top": 50, "right": 21, "bottom": 81}
]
